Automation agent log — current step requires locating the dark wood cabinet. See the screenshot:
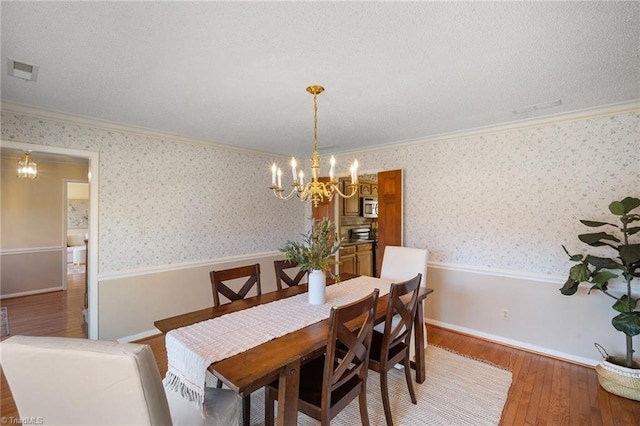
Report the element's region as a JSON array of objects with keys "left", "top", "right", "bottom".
[
  {"left": 359, "top": 182, "right": 372, "bottom": 196},
  {"left": 358, "top": 180, "right": 378, "bottom": 199},
  {"left": 355, "top": 243, "right": 373, "bottom": 277},
  {"left": 340, "top": 243, "right": 373, "bottom": 276},
  {"left": 341, "top": 179, "right": 360, "bottom": 216},
  {"left": 339, "top": 246, "right": 356, "bottom": 275}
]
